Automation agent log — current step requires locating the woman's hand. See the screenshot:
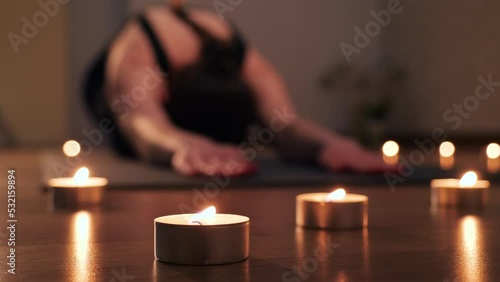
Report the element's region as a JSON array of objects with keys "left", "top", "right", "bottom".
[
  {"left": 317, "top": 136, "right": 394, "bottom": 173},
  {"left": 171, "top": 136, "right": 257, "bottom": 176}
]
